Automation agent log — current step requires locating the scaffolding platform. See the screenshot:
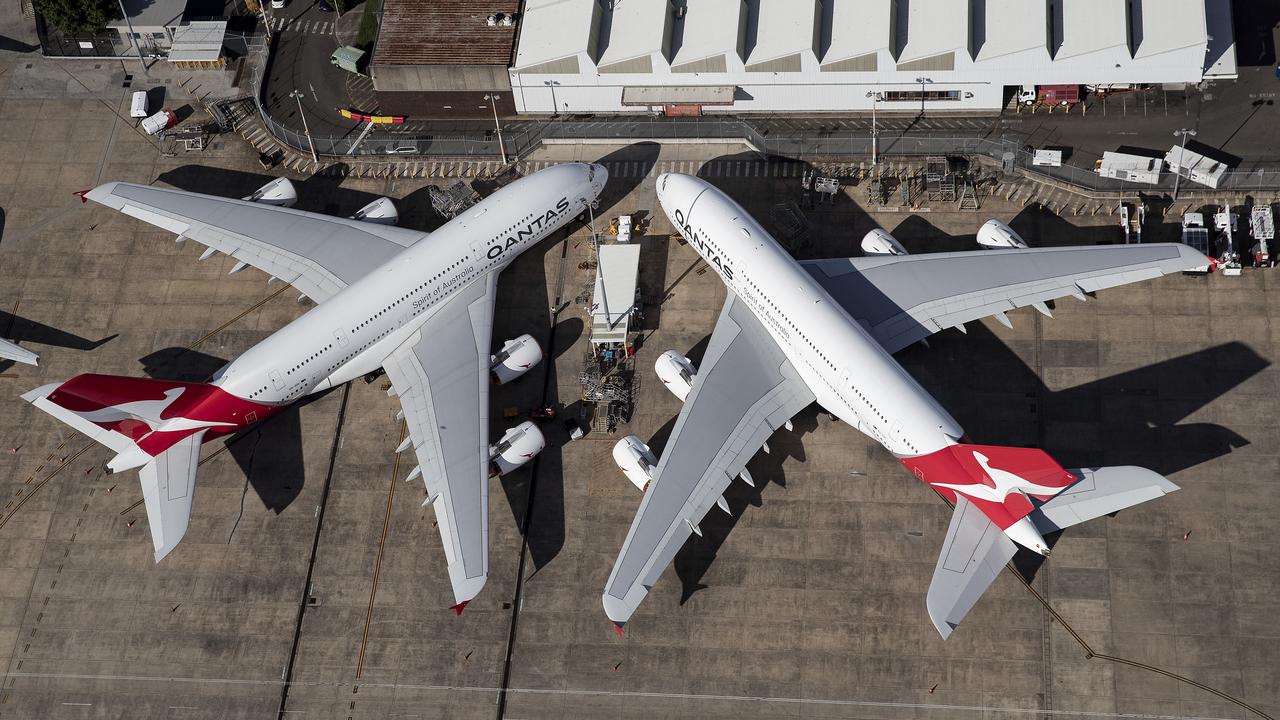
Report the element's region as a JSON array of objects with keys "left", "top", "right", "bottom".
[
  {"left": 925, "top": 156, "right": 956, "bottom": 202},
  {"left": 428, "top": 180, "right": 480, "bottom": 219}
]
